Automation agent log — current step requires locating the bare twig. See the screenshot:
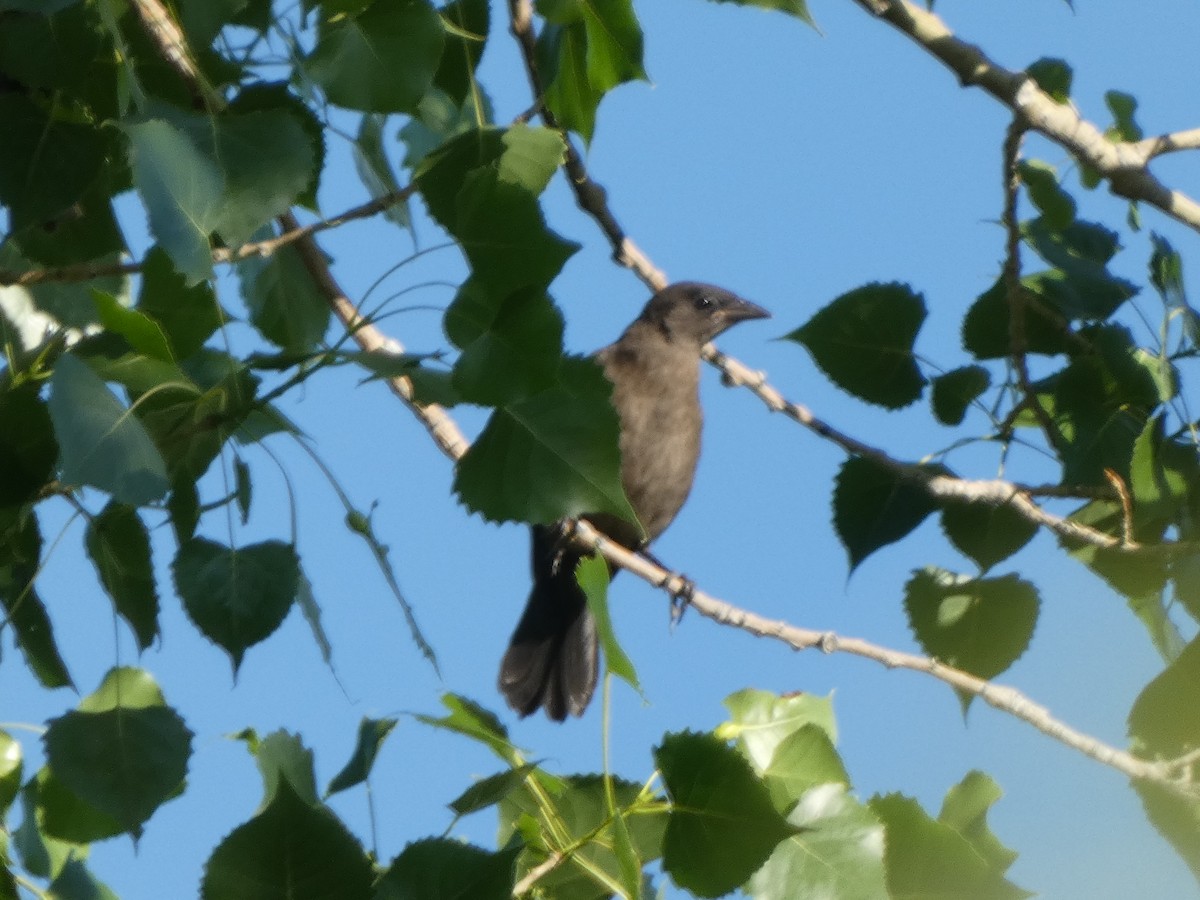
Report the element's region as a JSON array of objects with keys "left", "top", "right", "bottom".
[
  {"left": 1131, "top": 128, "right": 1200, "bottom": 161},
  {"left": 849, "top": 0, "right": 1200, "bottom": 233}
]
